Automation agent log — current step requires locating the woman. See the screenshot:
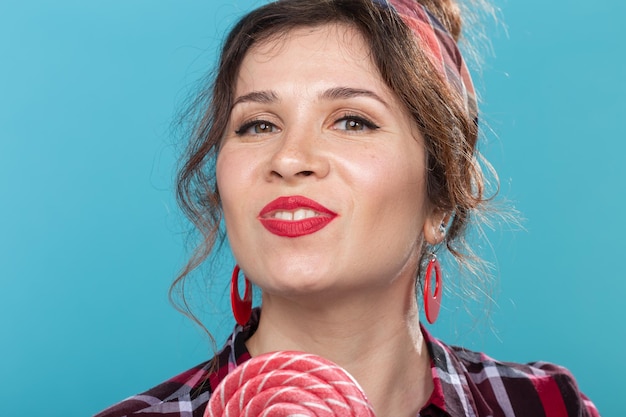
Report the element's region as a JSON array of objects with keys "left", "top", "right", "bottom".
[{"left": 95, "top": 0, "right": 599, "bottom": 416}]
